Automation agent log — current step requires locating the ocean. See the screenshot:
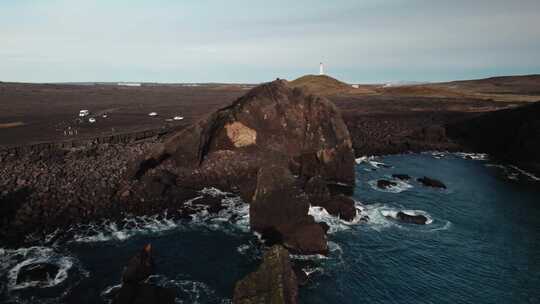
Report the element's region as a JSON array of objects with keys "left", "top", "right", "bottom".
[{"left": 1, "top": 152, "right": 539, "bottom": 303}]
